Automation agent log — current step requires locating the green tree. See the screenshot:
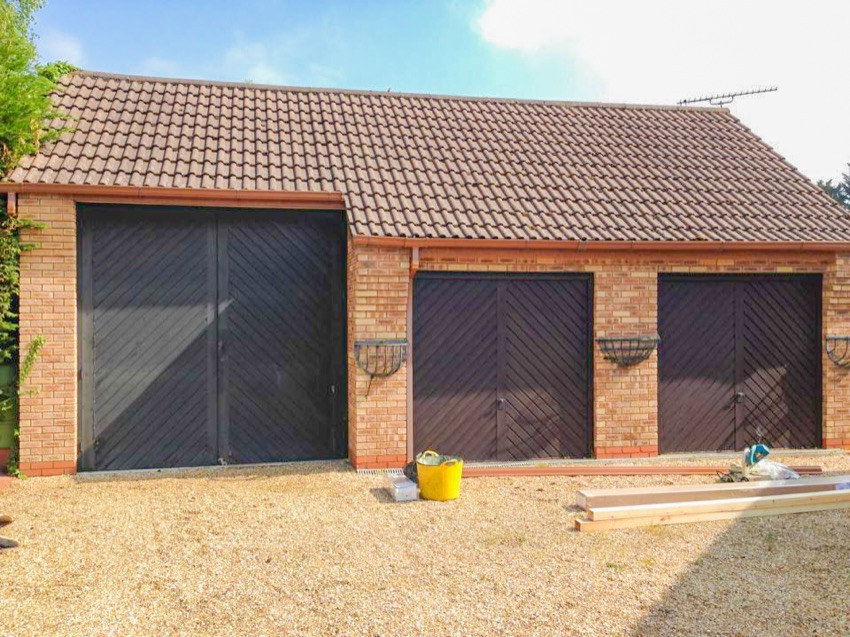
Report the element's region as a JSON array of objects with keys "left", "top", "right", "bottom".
[
  {"left": 0, "top": 0, "right": 74, "bottom": 475},
  {"left": 0, "top": 0, "right": 75, "bottom": 175},
  {"left": 817, "top": 164, "right": 850, "bottom": 210}
]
